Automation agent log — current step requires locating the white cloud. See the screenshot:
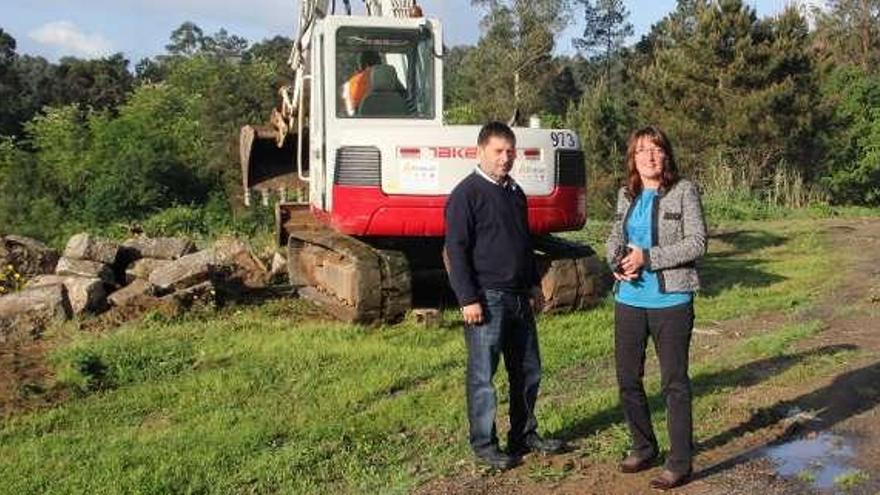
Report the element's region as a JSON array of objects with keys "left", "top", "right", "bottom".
[{"left": 28, "top": 21, "right": 113, "bottom": 58}]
